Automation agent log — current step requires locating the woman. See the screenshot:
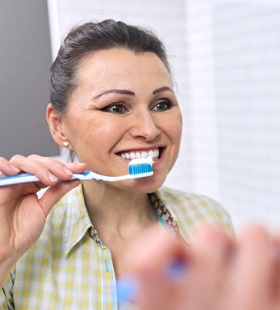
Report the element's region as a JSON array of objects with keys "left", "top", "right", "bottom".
[{"left": 0, "top": 20, "right": 232, "bottom": 309}]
